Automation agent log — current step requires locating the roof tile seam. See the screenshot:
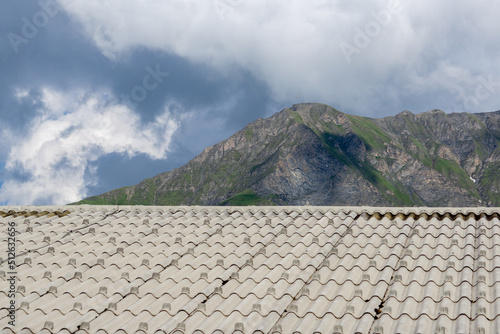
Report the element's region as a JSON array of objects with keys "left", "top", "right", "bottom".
[
  {"left": 175, "top": 218, "right": 290, "bottom": 329},
  {"left": 266, "top": 217, "right": 360, "bottom": 331},
  {"left": 468, "top": 224, "right": 480, "bottom": 333},
  {"left": 367, "top": 217, "right": 419, "bottom": 333}
]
